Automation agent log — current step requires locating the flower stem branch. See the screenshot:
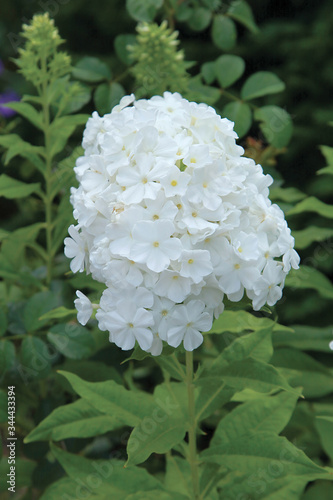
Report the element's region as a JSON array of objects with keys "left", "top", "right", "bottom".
[{"left": 186, "top": 350, "right": 200, "bottom": 500}]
